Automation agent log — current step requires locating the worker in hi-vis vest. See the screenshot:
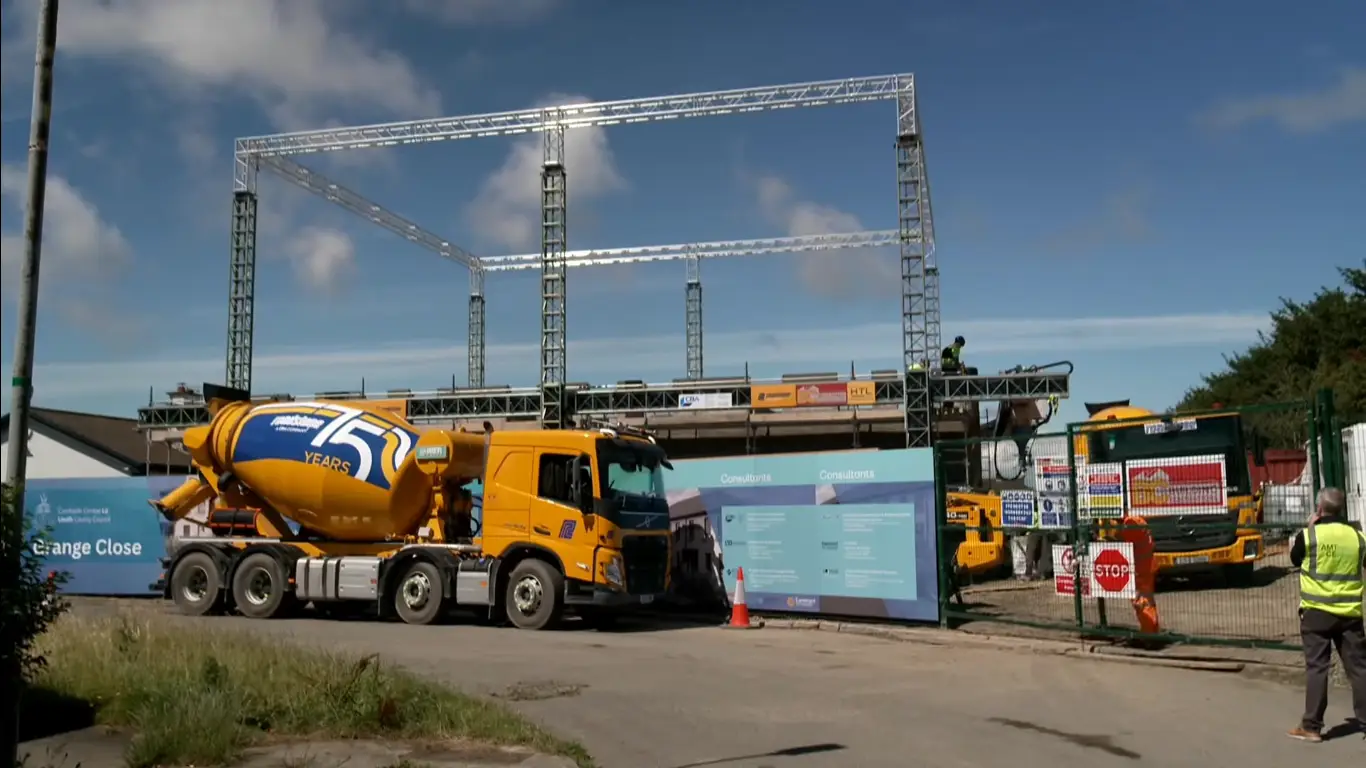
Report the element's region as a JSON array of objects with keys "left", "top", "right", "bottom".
[
  {"left": 940, "top": 336, "right": 966, "bottom": 374},
  {"left": 1286, "top": 487, "right": 1366, "bottom": 743}
]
